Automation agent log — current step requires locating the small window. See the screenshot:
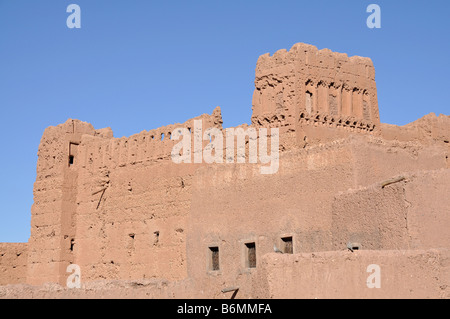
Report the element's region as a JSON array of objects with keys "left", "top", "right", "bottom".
[
  {"left": 68, "top": 143, "right": 79, "bottom": 167},
  {"left": 209, "top": 247, "right": 220, "bottom": 271},
  {"left": 281, "top": 237, "right": 293, "bottom": 254},
  {"left": 245, "top": 242, "right": 256, "bottom": 268}
]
